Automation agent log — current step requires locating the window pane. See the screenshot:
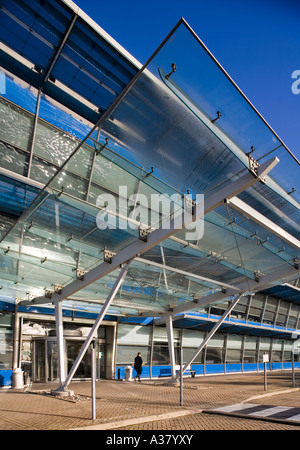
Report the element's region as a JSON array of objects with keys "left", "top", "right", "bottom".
[
  {"left": 227, "top": 334, "right": 242, "bottom": 349},
  {"left": 152, "top": 345, "right": 170, "bottom": 365},
  {"left": 182, "top": 329, "right": 204, "bottom": 347},
  {"left": 117, "top": 324, "right": 151, "bottom": 346},
  {"left": 34, "top": 120, "right": 77, "bottom": 167},
  {"left": 30, "top": 156, "right": 58, "bottom": 184},
  {"left": 226, "top": 349, "right": 242, "bottom": 363},
  {"left": 244, "top": 336, "right": 258, "bottom": 350},
  {"left": 183, "top": 347, "right": 203, "bottom": 364},
  {"left": 116, "top": 345, "right": 150, "bottom": 365},
  {"left": 260, "top": 338, "right": 271, "bottom": 350},
  {"left": 205, "top": 347, "right": 224, "bottom": 364},
  {"left": 243, "top": 349, "right": 257, "bottom": 363},
  {"left": 0, "top": 141, "right": 28, "bottom": 176},
  {"left": 207, "top": 332, "right": 224, "bottom": 347},
  {"left": 153, "top": 326, "right": 180, "bottom": 343},
  {"left": 0, "top": 97, "right": 33, "bottom": 151},
  {"left": 272, "top": 339, "right": 283, "bottom": 351}
]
